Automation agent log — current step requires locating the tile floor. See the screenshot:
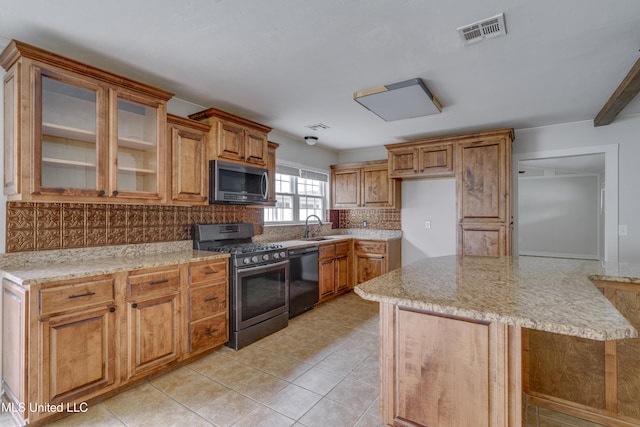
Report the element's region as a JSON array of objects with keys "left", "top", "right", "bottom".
[
  {"left": 0, "top": 291, "right": 608, "bottom": 427},
  {"left": 1, "top": 292, "right": 383, "bottom": 427}
]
